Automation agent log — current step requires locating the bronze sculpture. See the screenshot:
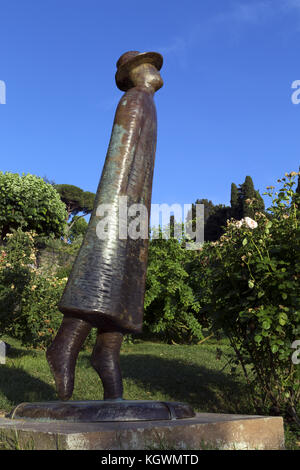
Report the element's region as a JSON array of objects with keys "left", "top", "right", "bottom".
[{"left": 46, "top": 51, "right": 164, "bottom": 402}]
